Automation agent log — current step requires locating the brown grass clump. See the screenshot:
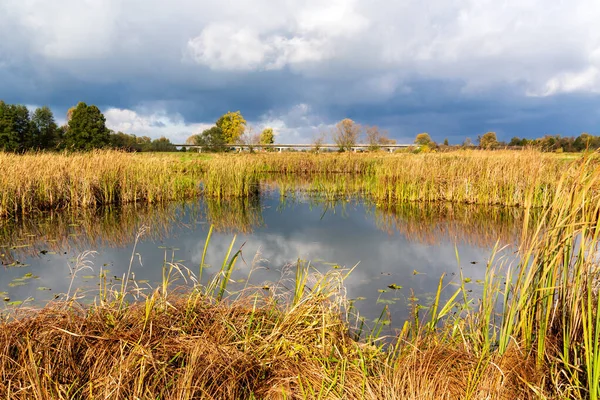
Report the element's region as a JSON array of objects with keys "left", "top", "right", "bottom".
[
  {"left": 383, "top": 343, "right": 542, "bottom": 400},
  {"left": 0, "top": 285, "right": 545, "bottom": 400},
  {"left": 0, "top": 291, "right": 374, "bottom": 399}
]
